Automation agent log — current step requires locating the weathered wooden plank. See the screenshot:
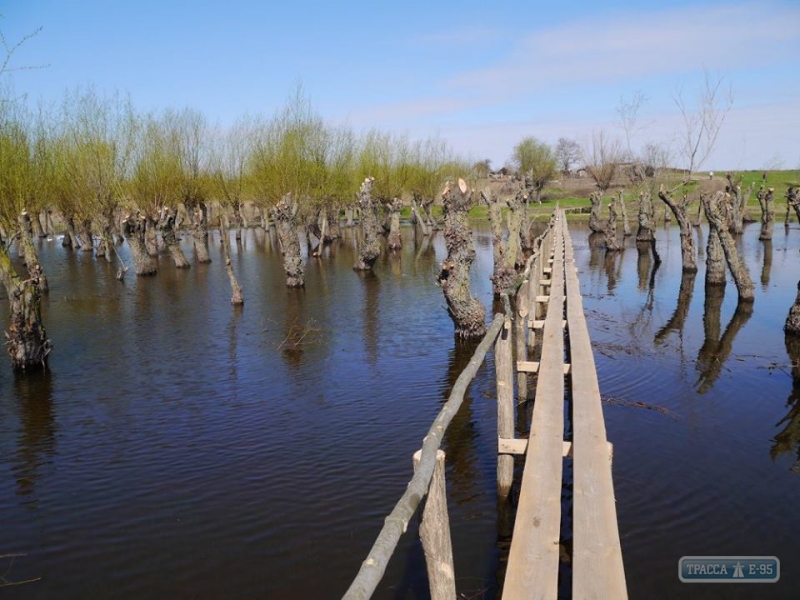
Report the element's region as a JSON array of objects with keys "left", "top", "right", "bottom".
[
  {"left": 563, "top": 222, "right": 627, "bottom": 600},
  {"left": 503, "top": 217, "right": 566, "bottom": 600},
  {"left": 496, "top": 318, "right": 515, "bottom": 497},
  {"left": 413, "top": 450, "right": 456, "bottom": 600},
  {"left": 500, "top": 438, "right": 601, "bottom": 459},
  {"left": 516, "top": 284, "right": 530, "bottom": 401}
]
